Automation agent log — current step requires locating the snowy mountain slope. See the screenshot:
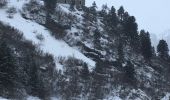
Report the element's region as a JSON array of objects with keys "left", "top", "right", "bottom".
[
  {"left": 0, "top": 0, "right": 95, "bottom": 71},
  {"left": 1, "top": 0, "right": 170, "bottom": 100}
]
